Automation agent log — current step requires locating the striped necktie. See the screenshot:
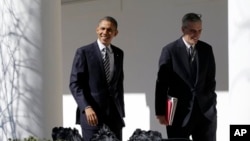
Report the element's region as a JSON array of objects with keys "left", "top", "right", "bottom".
[{"left": 103, "top": 48, "right": 111, "bottom": 84}]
